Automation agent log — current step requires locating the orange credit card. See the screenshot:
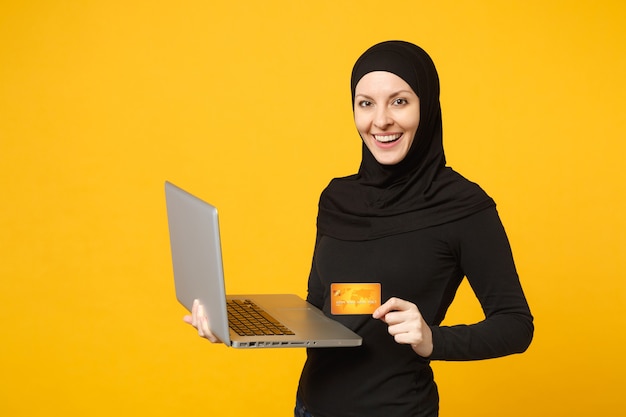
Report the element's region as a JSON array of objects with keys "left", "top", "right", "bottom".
[{"left": 330, "top": 283, "right": 381, "bottom": 315}]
